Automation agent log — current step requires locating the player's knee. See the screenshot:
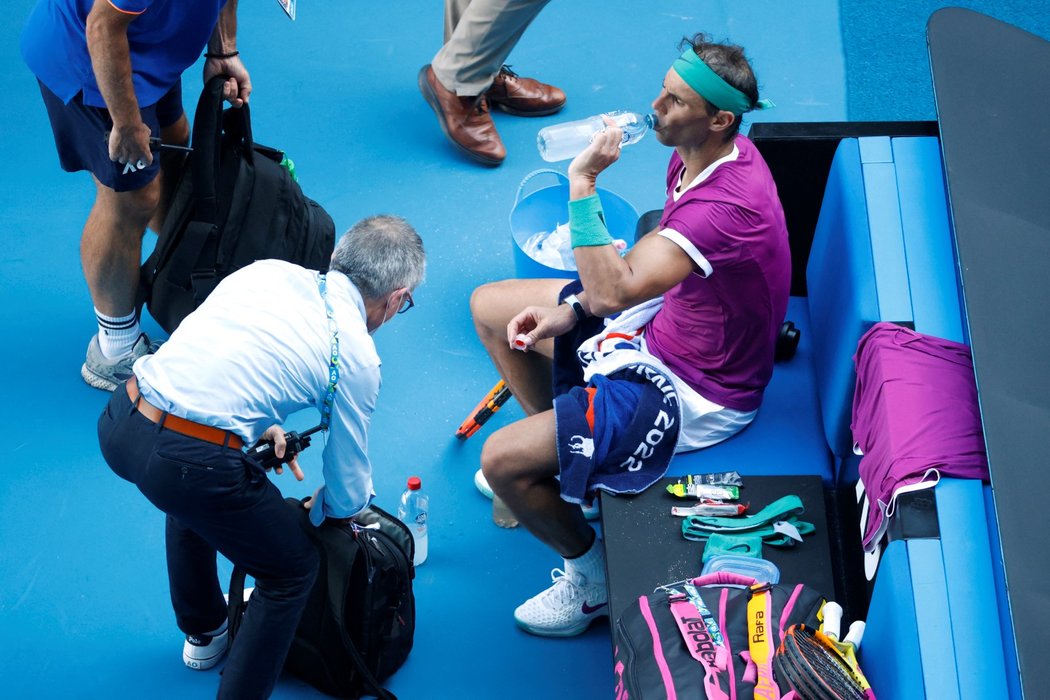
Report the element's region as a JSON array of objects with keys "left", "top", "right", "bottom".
[
  {"left": 470, "top": 280, "right": 516, "bottom": 336},
  {"left": 480, "top": 432, "right": 515, "bottom": 490},
  {"left": 117, "top": 179, "right": 162, "bottom": 224}
]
